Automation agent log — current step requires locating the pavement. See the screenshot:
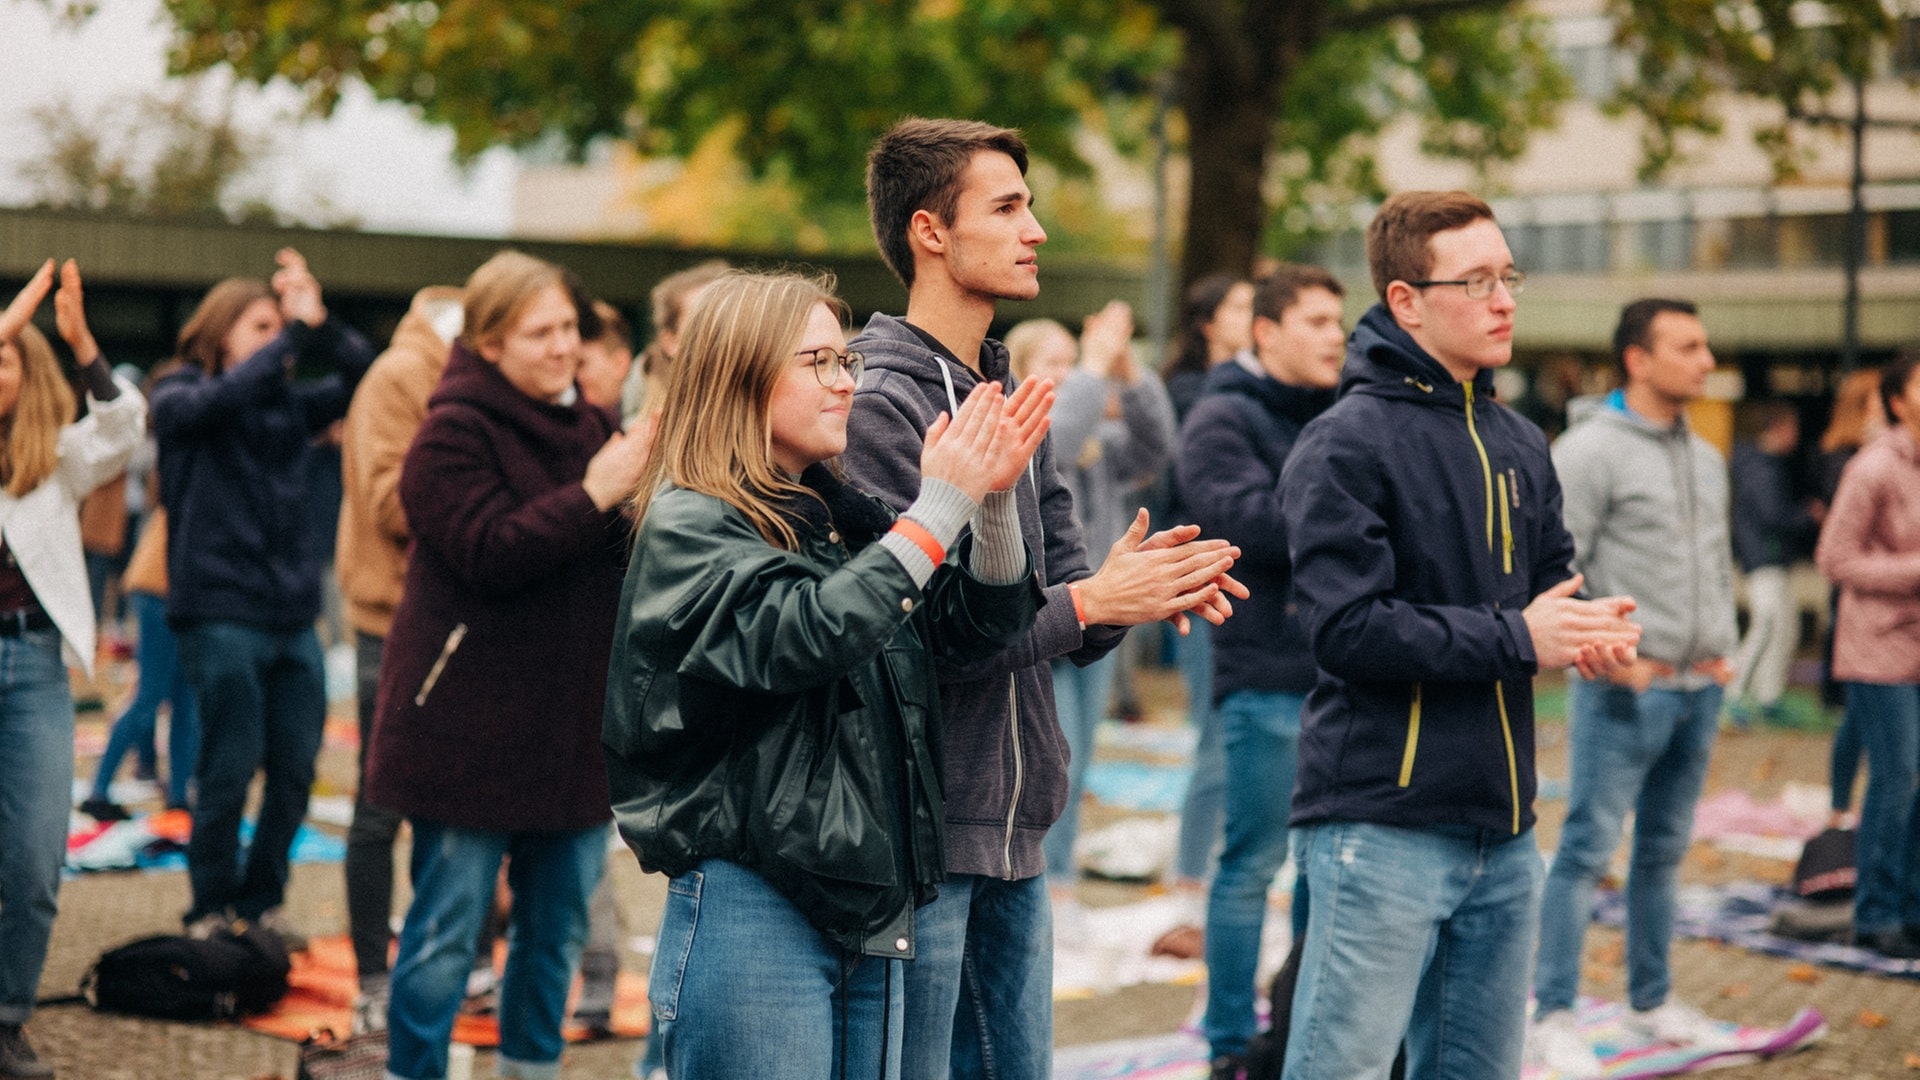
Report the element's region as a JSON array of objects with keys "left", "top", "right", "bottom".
[{"left": 25, "top": 664, "right": 1920, "bottom": 1078}]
